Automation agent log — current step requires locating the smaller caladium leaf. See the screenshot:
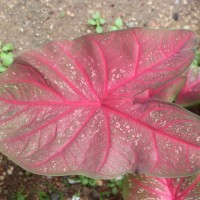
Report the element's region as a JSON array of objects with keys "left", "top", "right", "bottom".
[
  {"left": 176, "top": 65, "right": 200, "bottom": 107},
  {"left": 136, "top": 75, "right": 186, "bottom": 103},
  {"left": 148, "top": 76, "right": 186, "bottom": 102},
  {"left": 123, "top": 173, "right": 200, "bottom": 200}
]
